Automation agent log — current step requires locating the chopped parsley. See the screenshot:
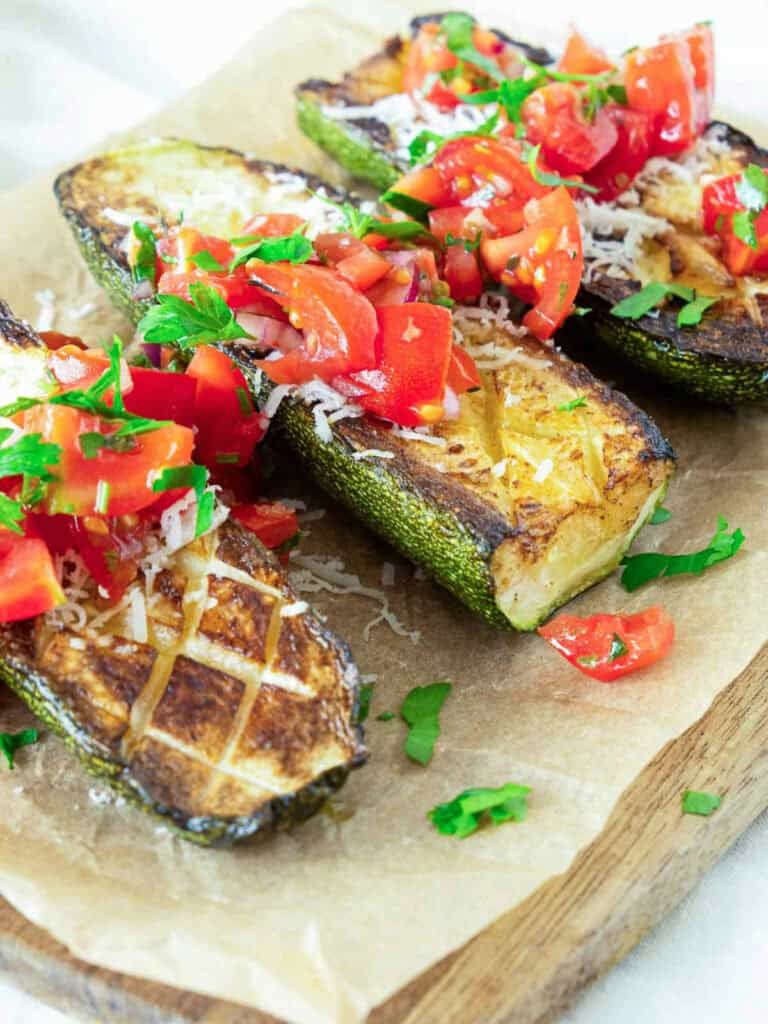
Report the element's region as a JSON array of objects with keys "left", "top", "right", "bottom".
[
  {"left": 610, "top": 281, "right": 719, "bottom": 327},
  {"left": 650, "top": 506, "right": 672, "bottom": 525},
  {"left": 0, "top": 728, "right": 39, "bottom": 769},
  {"left": 557, "top": 396, "right": 587, "bottom": 412},
  {"left": 445, "top": 232, "right": 482, "bottom": 252},
  {"left": 428, "top": 782, "right": 531, "bottom": 838},
  {"left": 357, "top": 683, "right": 374, "bottom": 723},
  {"left": 131, "top": 221, "right": 157, "bottom": 286},
  {"left": 620, "top": 515, "right": 745, "bottom": 592},
  {"left": 732, "top": 164, "right": 768, "bottom": 248},
  {"left": 137, "top": 283, "right": 251, "bottom": 349},
  {"left": 524, "top": 143, "right": 599, "bottom": 194},
  {"left": 0, "top": 429, "right": 61, "bottom": 533},
  {"left": 313, "top": 193, "right": 433, "bottom": 242},
  {"left": 380, "top": 190, "right": 434, "bottom": 224},
  {"left": 608, "top": 633, "right": 628, "bottom": 661},
  {"left": 376, "top": 711, "right": 395, "bottom": 721},
  {"left": 401, "top": 680, "right": 452, "bottom": 765},
  {"left": 682, "top": 790, "right": 722, "bottom": 816},
  {"left": 189, "top": 249, "right": 225, "bottom": 272},
  {"left": 229, "top": 230, "right": 313, "bottom": 271},
  {"left": 79, "top": 432, "right": 138, "bottom": 459},
  {"left": 440, "top": 13, "right": 504, "bottom": 84},
  {"left": 152, "top": 463, "right": 213, "bottom": 537}
]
